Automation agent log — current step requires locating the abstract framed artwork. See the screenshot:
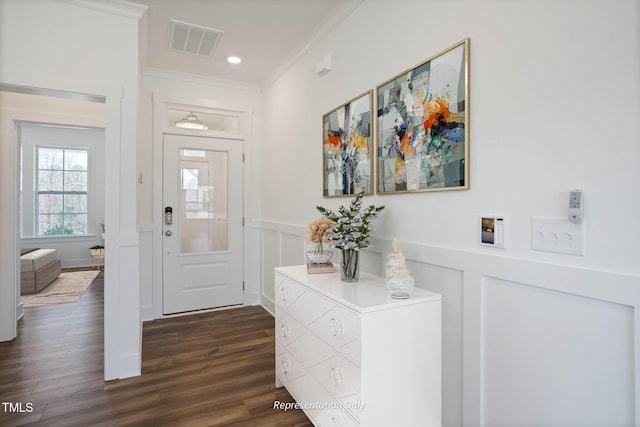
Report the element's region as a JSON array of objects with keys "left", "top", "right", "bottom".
[
  {"left": 322, "top": 90, "right": 373, "bottom": 197},
  {"left": 376, "top": 38, "right": 469, "bottom": 194}
]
